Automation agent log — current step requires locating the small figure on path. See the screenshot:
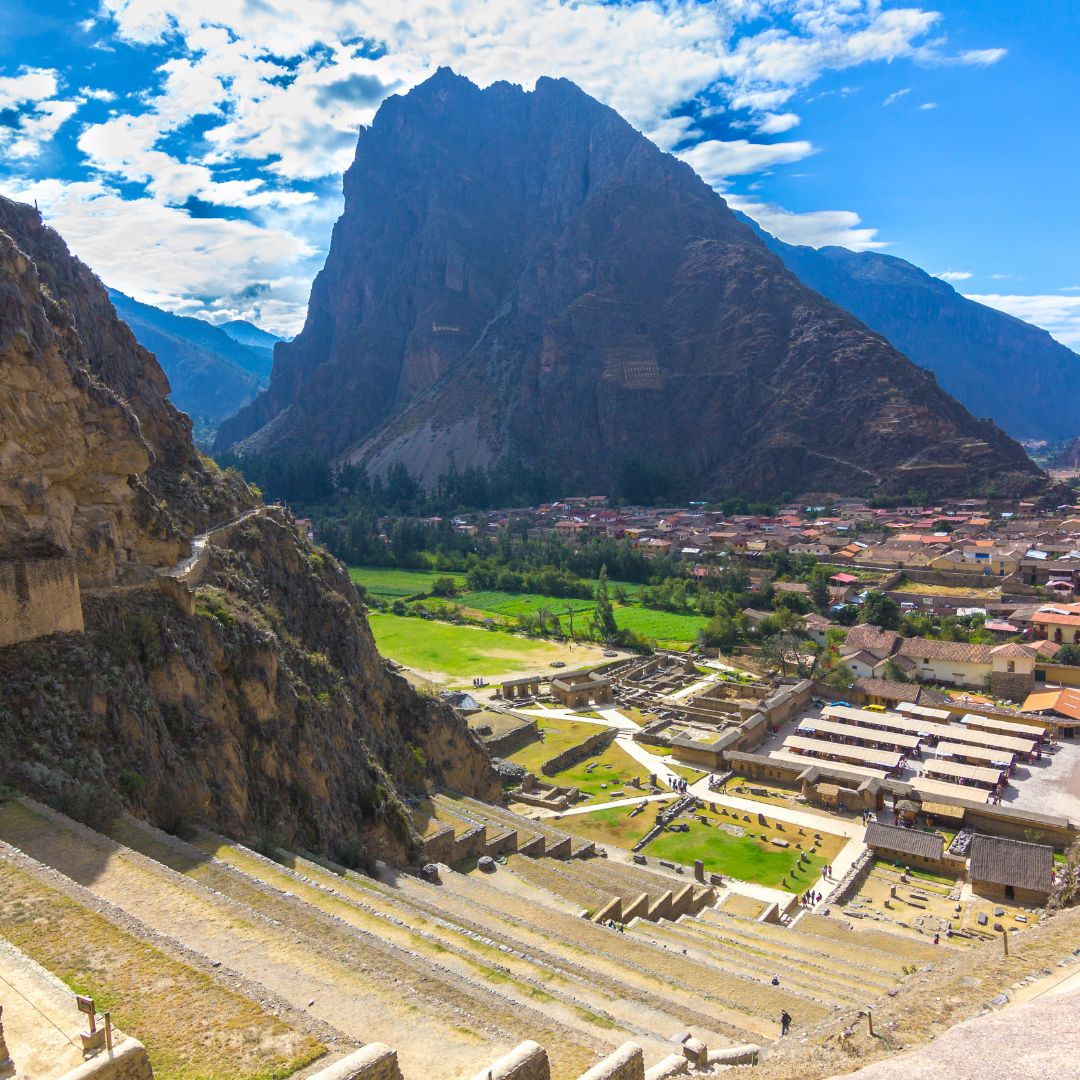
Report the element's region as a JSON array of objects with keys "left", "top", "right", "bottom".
[
  {"left": 780, "top": 1010, "right": 792, "bottom": 1037},
  {"left": 771, "top": 974, "right": 780, "bottom": 986}
]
